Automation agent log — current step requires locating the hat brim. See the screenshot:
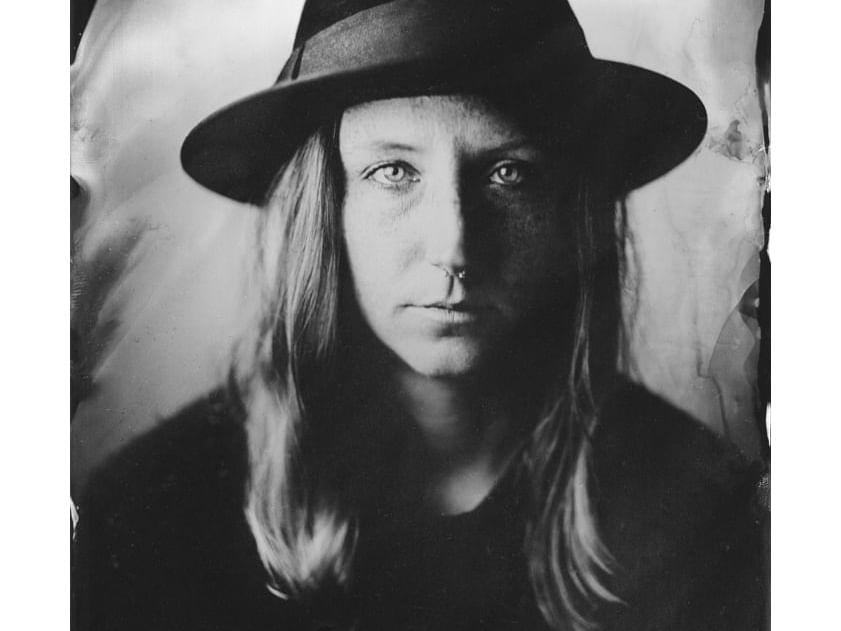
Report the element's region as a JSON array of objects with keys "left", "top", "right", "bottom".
[{"left": 181, "top": 52, "right": 707, "bottom": 204}]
